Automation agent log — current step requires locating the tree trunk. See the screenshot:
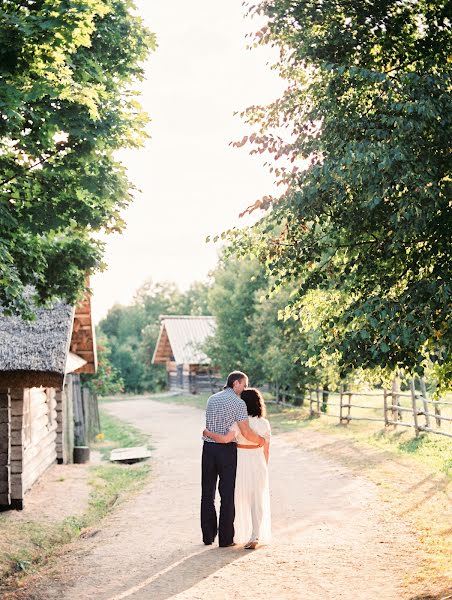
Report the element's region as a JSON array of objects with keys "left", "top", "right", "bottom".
[
  {"left": 292, "top": 389, "right": 305, "bottom": 407},
  {"left": 321, "top": 385, "right": 329, "bottom": 413}
]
